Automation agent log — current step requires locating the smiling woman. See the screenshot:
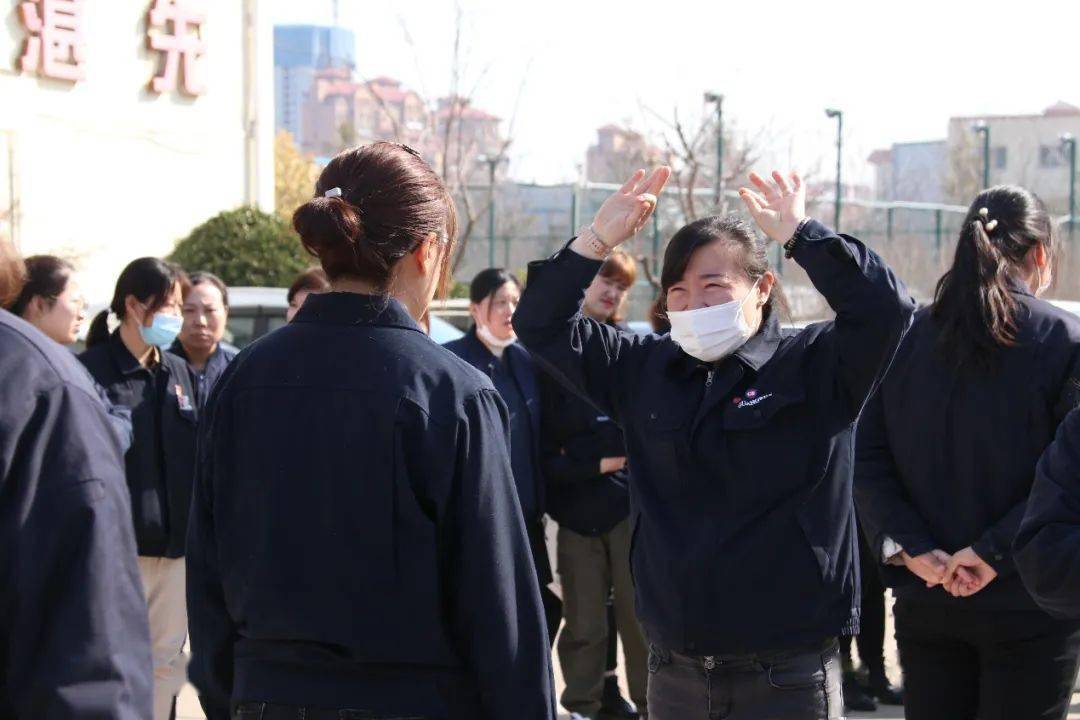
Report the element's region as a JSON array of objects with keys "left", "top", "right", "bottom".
[{"left": 513, "top": 167, "right": 915, "bottom": 720}]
